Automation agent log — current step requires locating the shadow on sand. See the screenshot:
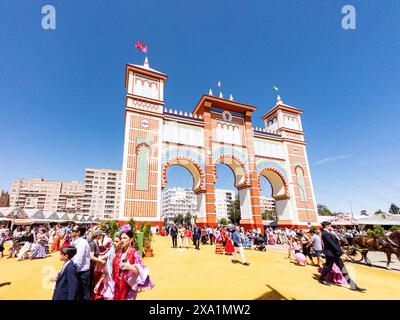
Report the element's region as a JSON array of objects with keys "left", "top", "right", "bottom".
[
  {"left": 254, "top": 285, "right": 294, "bottom": 300},
  {"left": 0, "top": 282, "right": 11, "bottom": 288}
]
